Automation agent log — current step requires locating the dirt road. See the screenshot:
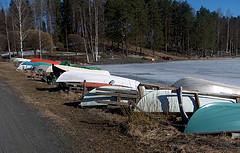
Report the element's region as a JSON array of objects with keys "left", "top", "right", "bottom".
[{"left": 0, "top": 80, "right": 74, "bottom": 153}]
